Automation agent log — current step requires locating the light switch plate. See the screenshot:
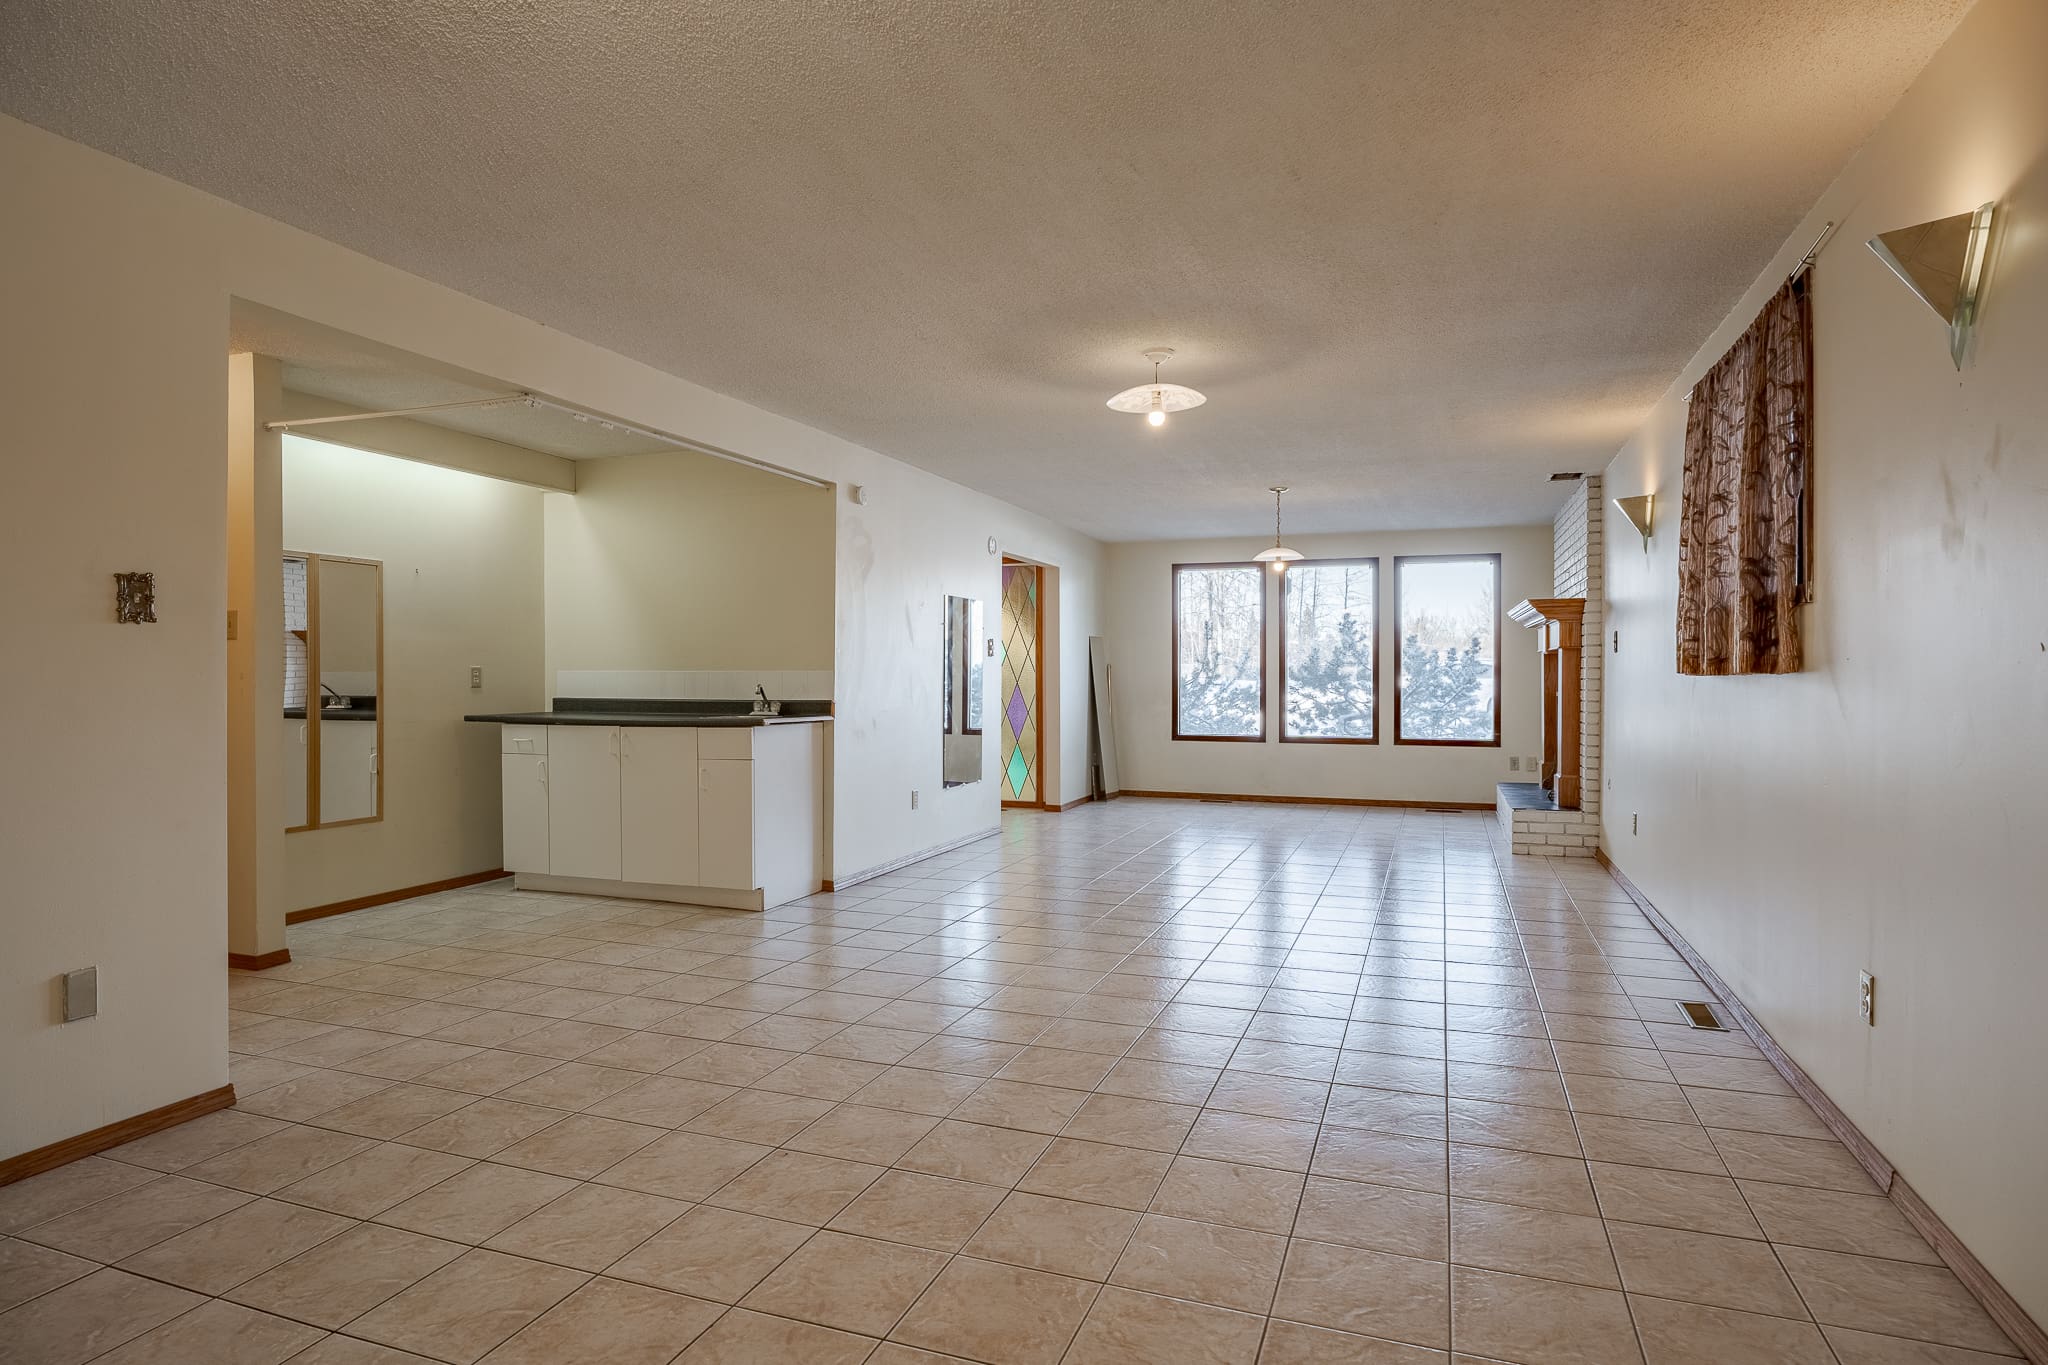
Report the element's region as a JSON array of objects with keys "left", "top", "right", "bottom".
[{"left": 63, "top": 967, "right": 98, "bottom": 1021}]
